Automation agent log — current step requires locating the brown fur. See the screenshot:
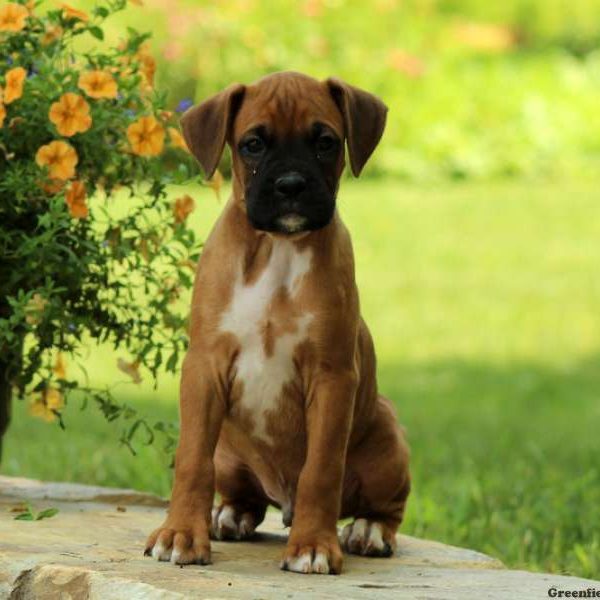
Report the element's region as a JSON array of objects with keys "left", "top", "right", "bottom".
[{"left": 145, "top": 72, "right": 410, "bottom": 574}]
